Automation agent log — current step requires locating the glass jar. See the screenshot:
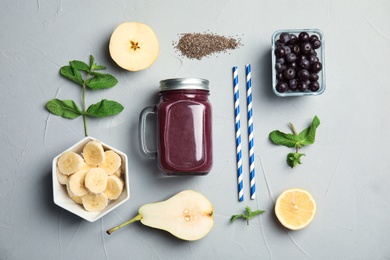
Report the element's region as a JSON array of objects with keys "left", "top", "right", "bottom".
[{"left": 139, "top": 78, "right": 212, "bottom": 175}]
